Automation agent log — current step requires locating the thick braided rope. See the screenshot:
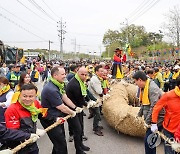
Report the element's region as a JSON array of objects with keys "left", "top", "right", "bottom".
[
  {"left": 156, "top": 131, "right": 180, "bottom": 153},
  {"left": 10, "top": 103, "right": 97, "bottom": 153},
  {"left": 11, "top": 114, "right": 72, "bottom": 153},
  {"left": 146, "top": 125, "right": 180, "bottom": 153}
]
